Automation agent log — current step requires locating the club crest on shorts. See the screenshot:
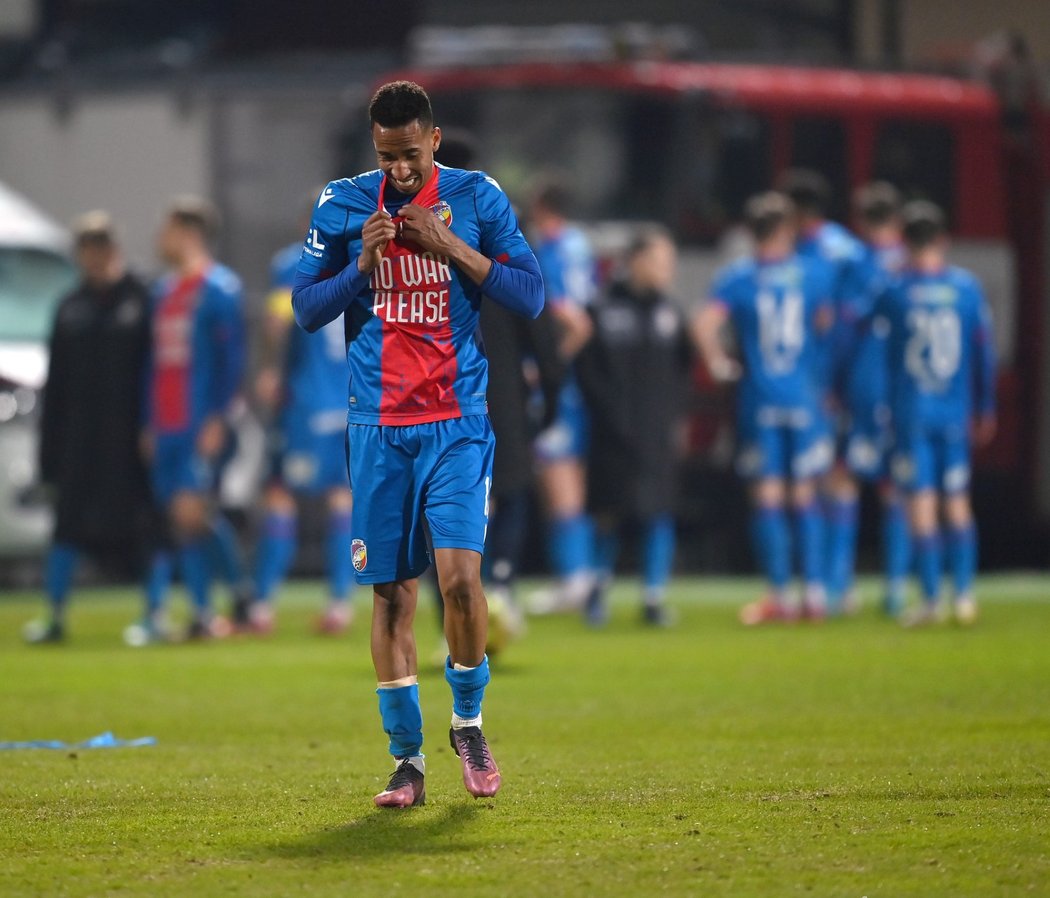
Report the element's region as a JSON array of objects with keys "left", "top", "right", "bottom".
[
  {"left": 351, "top": 538, "right": 367, "bottom": 572},
  {"left": 430, "top": 200, "right": 453, "bottom": 228}
]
